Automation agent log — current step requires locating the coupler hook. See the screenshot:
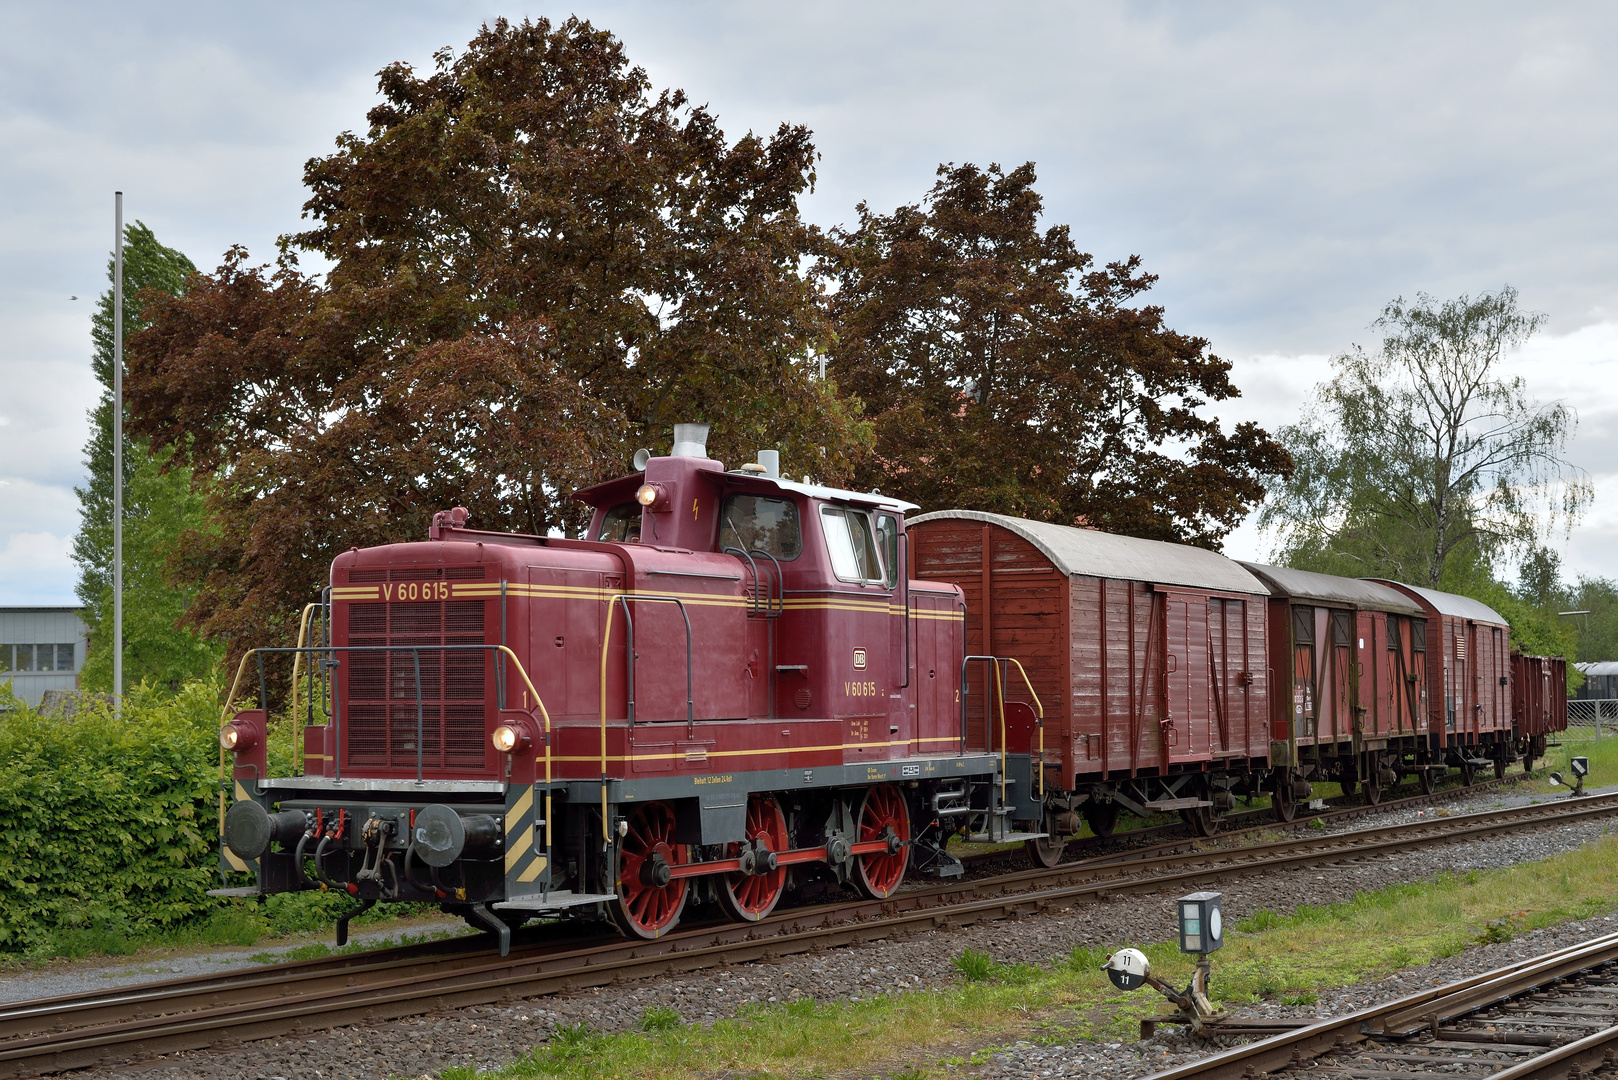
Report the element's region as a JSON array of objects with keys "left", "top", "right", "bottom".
[
  {"left": 335, "top": 898, "right": 376, "bottom": 948},
  {"left": 466, "top": 903, "right": 511, "bottom": 957}
]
